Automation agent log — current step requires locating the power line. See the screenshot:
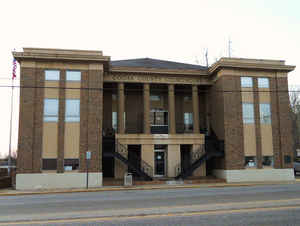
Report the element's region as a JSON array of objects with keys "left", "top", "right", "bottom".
[{"left": 0, "top": 85, "right": 298, "bottom": 94}]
